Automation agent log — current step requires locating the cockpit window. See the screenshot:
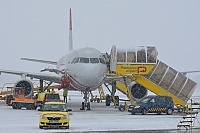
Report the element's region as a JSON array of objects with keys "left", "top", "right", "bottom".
[
  {"left": 99, "top": 58, "right": 106, "bottom": 64},
  {"left": 74, "top": 57, "right": 80, "bottom": 63},
  {"left": 90, "top": 58, "right": 99, "bottom": 63},
  {"left": 71, "top": 57, "right": 106, "bottom": 64},
  {"left": 71, "top": 58, "right": 77, "bottom": 64},
  {"left": 80, "top": 57, "right": 89, "bottom": 63}
]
